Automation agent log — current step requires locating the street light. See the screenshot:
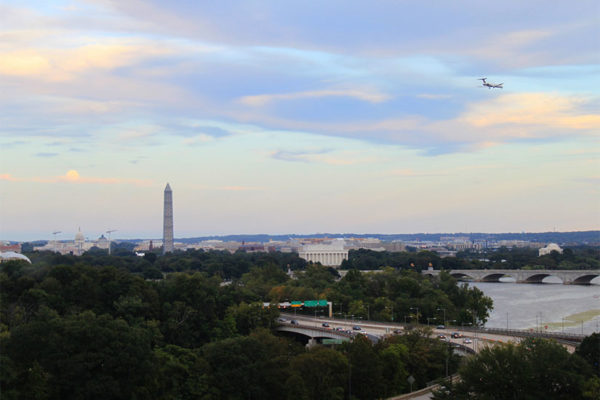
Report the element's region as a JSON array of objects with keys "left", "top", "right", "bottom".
[
  {"left": 386, "top": 305, "right": 394, "bottom": 322},
  {"left": 427, "top": 317, "right": 436, "bottom": 326},
  {"left": 410, "top": 307, "right": 420, "bottom": 324},
  {"left": 437, "top": 308, "right": 446, "bottom": 327}
]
